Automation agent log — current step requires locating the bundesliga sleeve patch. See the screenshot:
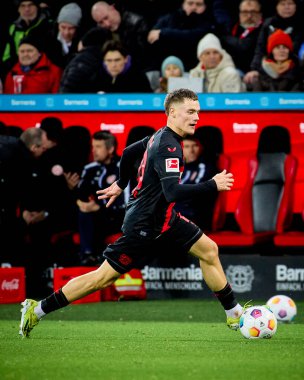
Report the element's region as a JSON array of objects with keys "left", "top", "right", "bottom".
[{"left": 165, "top": 158, "right": 179, "bottom": 172}]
